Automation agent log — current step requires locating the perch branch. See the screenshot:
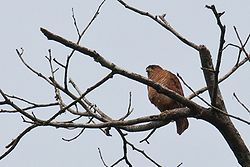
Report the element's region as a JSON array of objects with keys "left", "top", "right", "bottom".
[
  {"left": 40, "top": 28, "right": 250, "bottom": 125},
  {"left": 40, "top": 27, "right": 204, "bottom": 113}
]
